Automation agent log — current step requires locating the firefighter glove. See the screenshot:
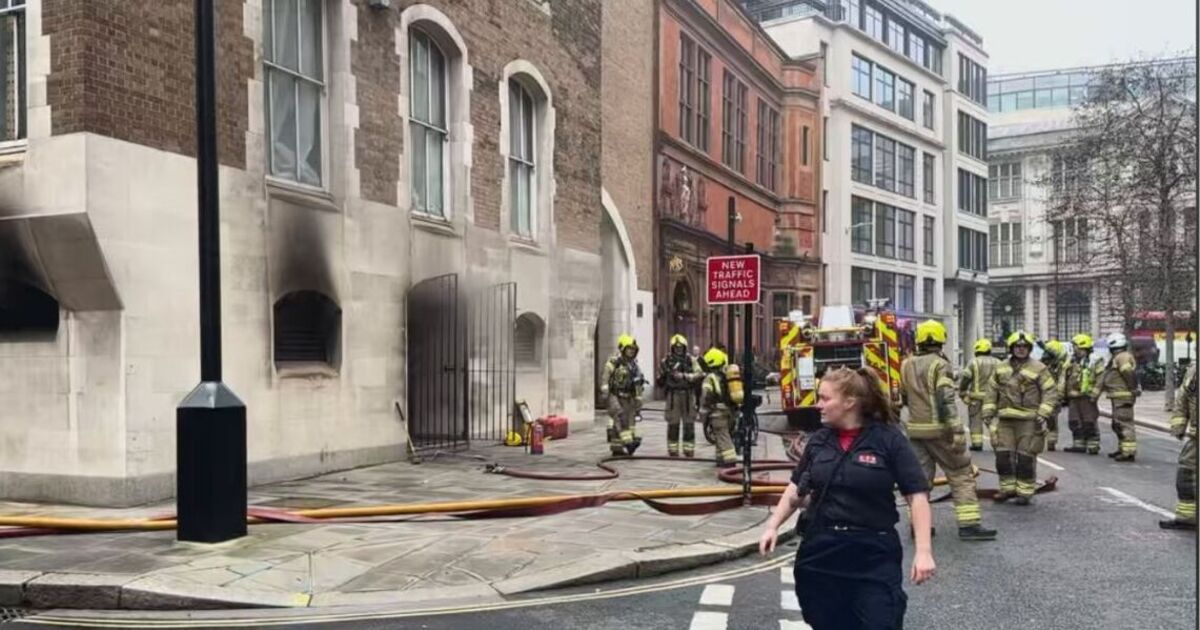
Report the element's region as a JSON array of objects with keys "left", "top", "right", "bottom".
[{"left": 1035, "top": 416, "right": 1048, "bottom": 435}]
